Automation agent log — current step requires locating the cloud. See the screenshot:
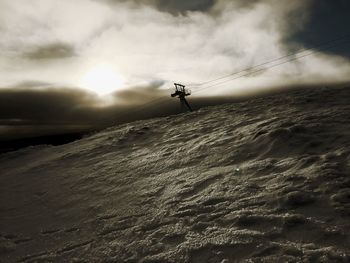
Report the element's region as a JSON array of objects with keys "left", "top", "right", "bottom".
[
  {"left": 1, "top": 0, "right": 349, "bottom": 93},
  {"left": 111, "top": 80, "right": 166, "bottom": 104},
  {"left": 93, "top": 0, "right": 350, "bottom": 95},
  {"left": 23, "top": 42, "right": 76, "bottom": 60},
  {"left": 104, "top": 0, "right": 215, "bottom": 14},
  {"left": 148, "top": 0, "right": 215, "bottom": 14}
]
